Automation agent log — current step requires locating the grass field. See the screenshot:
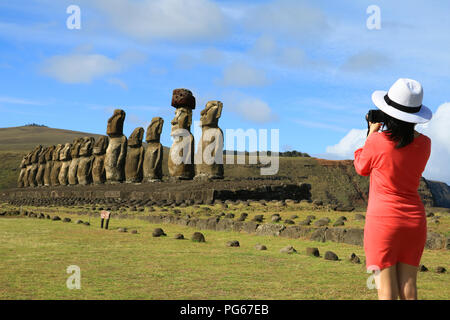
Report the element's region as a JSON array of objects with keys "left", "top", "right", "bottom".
[{"left": 0, "top": 211, "right": 448, "bottom": 300}]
